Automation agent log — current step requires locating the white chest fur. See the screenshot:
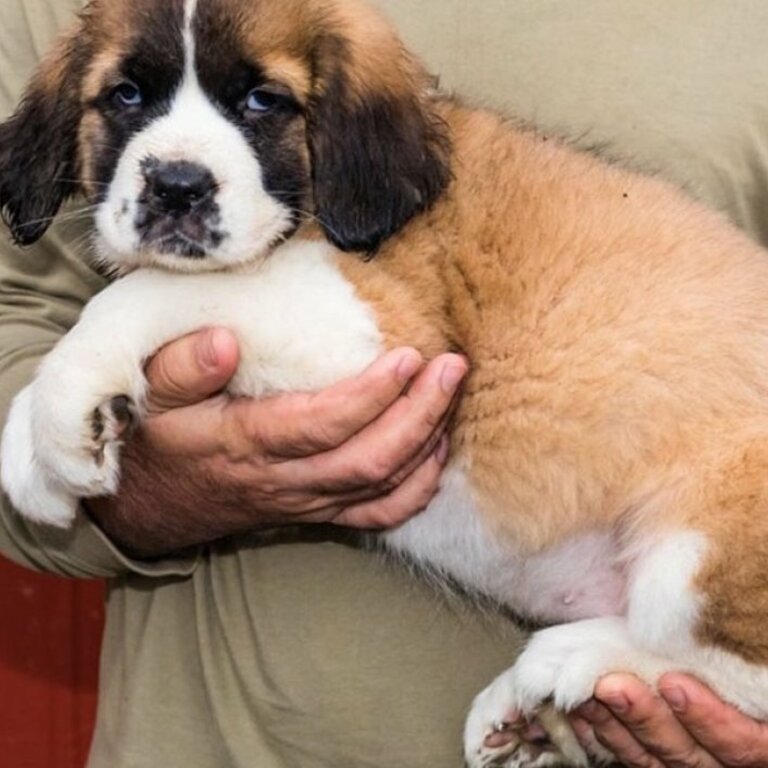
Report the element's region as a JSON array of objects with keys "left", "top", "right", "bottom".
[
  {"left": 82, "top": 239, "right": 385, "bottom": 396},
  {"left": 384, "top": 467, "right": 627, "bottom": 622}
]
